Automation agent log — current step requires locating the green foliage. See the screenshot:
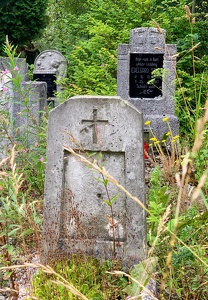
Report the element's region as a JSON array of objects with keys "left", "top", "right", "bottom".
[
  {"left": 0, "top": 1, "right": 12, "bottom": 8},
  {"left": 147, "top": 165, "right": 208, "bottom": 299},
  {"left": 124, "top": 257, "right": 158, "bottom": 297},
  {"left": 147, "top": 165, "right": 171, "bottom": 242},
  {"left": 0, "top": 40, "right": 48, "bottom": 194},
  {"left": 36, "top": 0, "right": 152, "bottom": 97},
  {"left": 169, "top": 206, "right": 208, "bottom": 298},
  {"left": 30, "top": 255, "right": 128, "bottom": 299},
  {"left": 0, "top": 152, "right": 42, "bottom": 289},
  {"left": 151, "top": 1, "right": 208, "bottom": 139},
  {"left": 194, "top": 126, "right": 208, "bottom": 193},
  {"left": 0, "top": 0, "right": 49, "bottom": 54},
  {"left": 0, "top": 39, "right": 44, "bottom": 291}
]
